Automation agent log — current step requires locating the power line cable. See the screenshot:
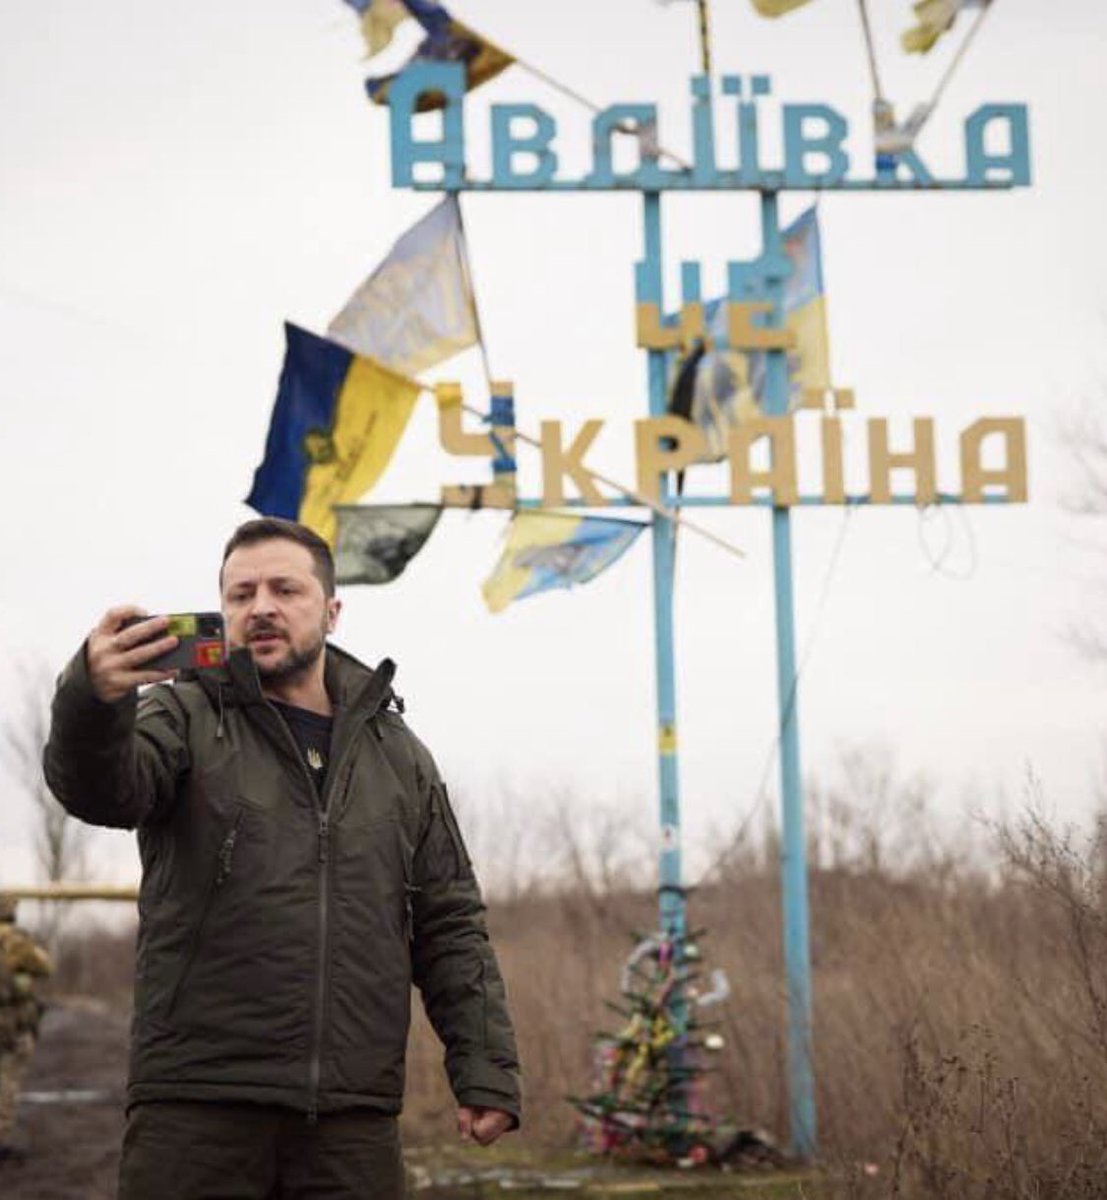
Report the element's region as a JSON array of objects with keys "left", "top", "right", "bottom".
[
  {"left": 476, "top": 29, "right": 693, "bottom": 171},
  {"left": 452, "top": 194, "right": 496, "bottom": 392},
  {"left": 899, "top": 0, "right": 998, "bottom": 150},
  {"left": 915, "top": 502, "right": 979, "bottom": 581},
  {"left": 692, "top": 502, "right": 858, "bottom": 887},
  {"left": 855, "top": 0, "right": 886, "bottom": 101},
  {"left": 926, "top": 0, "right": 996, "bottom": 115},
  {"left": 449, "top": 207, "right": 746, "bottom": 562}
]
